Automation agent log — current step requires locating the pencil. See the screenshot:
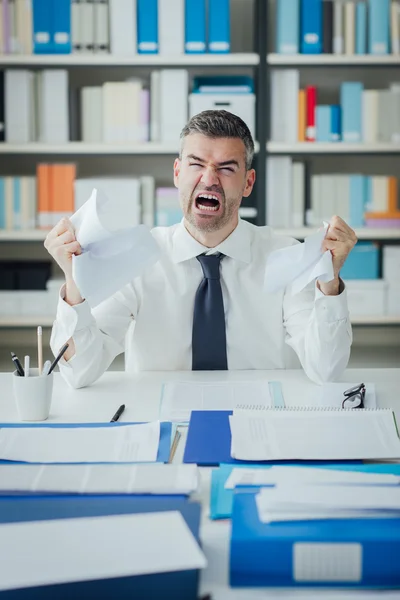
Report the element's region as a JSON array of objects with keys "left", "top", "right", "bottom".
[
  {"left": 168, "top": 430, "right": 182, "bottom": 464},
  {"left": 37, "top": 326, "right": 43, "bottom": 375}
]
